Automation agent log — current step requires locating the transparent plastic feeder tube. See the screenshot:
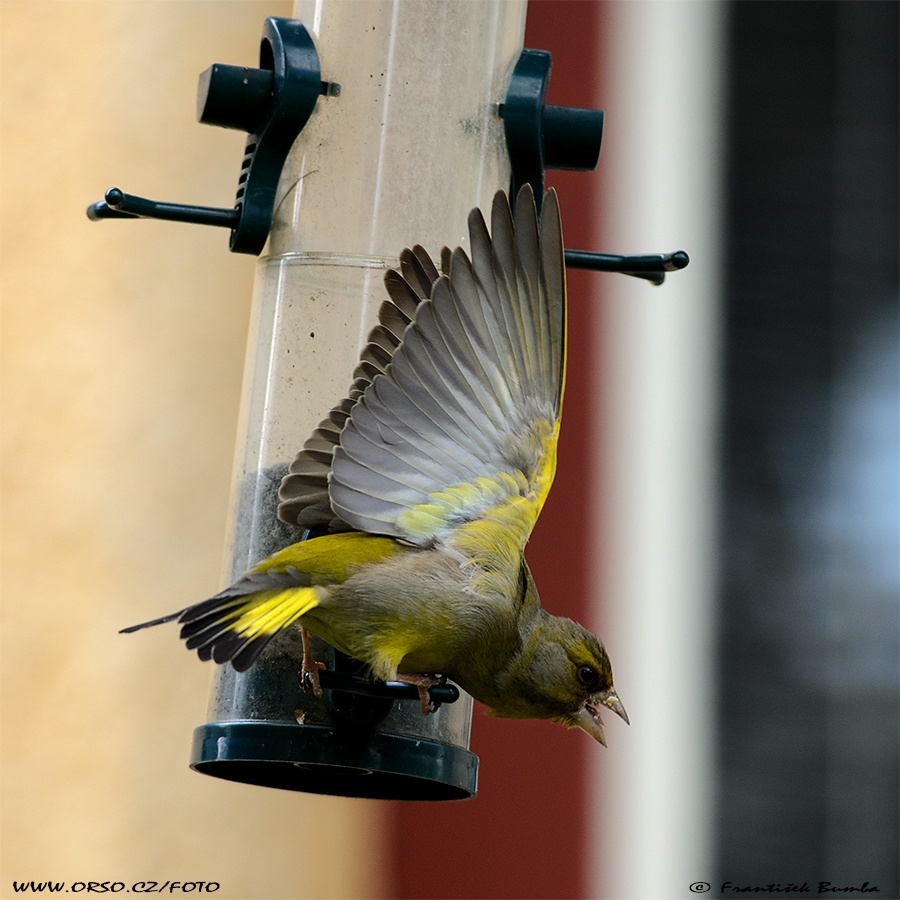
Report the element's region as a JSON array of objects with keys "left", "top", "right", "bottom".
[{"left": 191, "top": 0, "right": 526, "bottom": 800}]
